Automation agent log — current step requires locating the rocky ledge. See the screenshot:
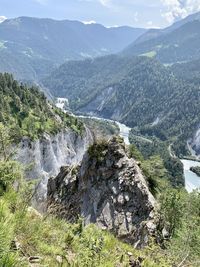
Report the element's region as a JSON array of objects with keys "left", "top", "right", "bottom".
[{"left": 47, "top": 136, "right": 157, "bottom": 247}]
